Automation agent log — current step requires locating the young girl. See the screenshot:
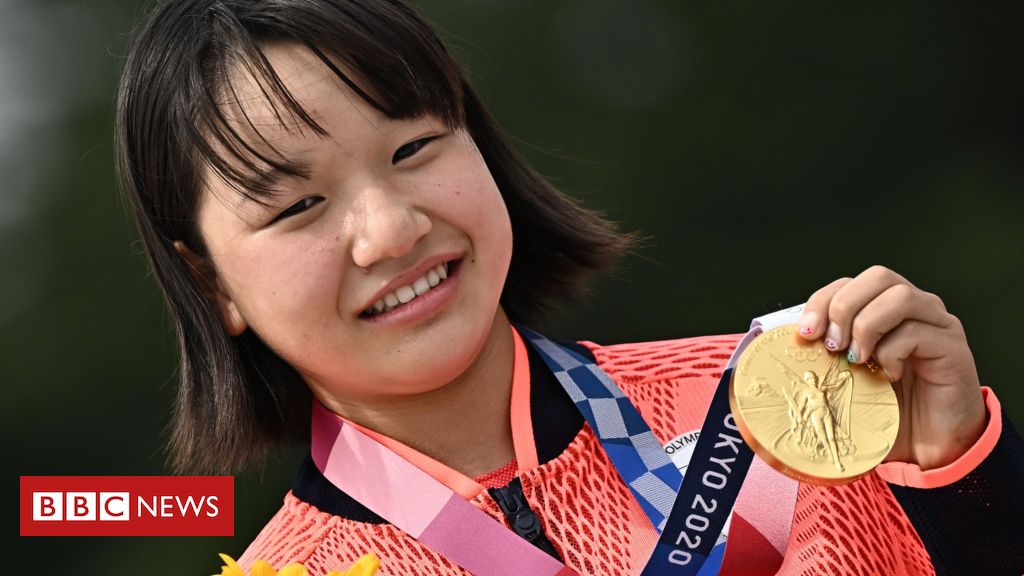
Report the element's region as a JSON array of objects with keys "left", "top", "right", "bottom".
[{"left": 116, "top": 1, "right": 1022, "bottom": 574}]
